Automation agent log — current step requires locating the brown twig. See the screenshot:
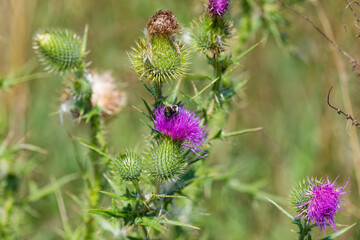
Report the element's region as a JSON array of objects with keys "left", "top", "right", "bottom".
[
  {"left": 327, "top": 87, "right": 360, "bottom": 128},
  {"left": 278, "top": 0, "right": 360, "bottom": 69},
  {"left": 344, "top": 0, "right": 360, "bottom": 23}
]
